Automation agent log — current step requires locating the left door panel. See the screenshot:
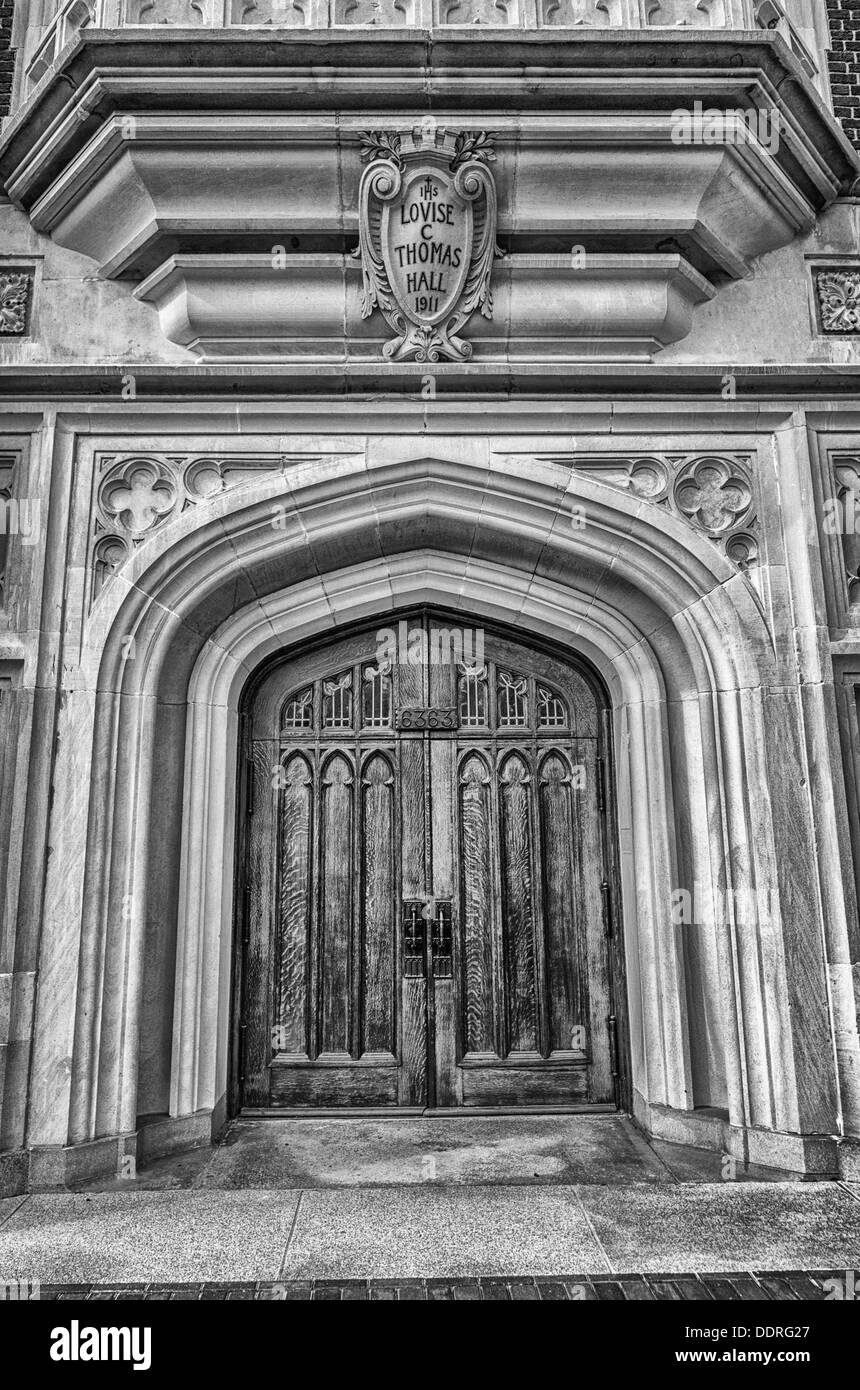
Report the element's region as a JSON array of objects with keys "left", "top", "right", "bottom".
[
  {"left": 241, "top": 642, "right": 434, "bottom": 1111},
  {"left": 244, "top": 739, "right": 411, "bottom": 1107}
]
